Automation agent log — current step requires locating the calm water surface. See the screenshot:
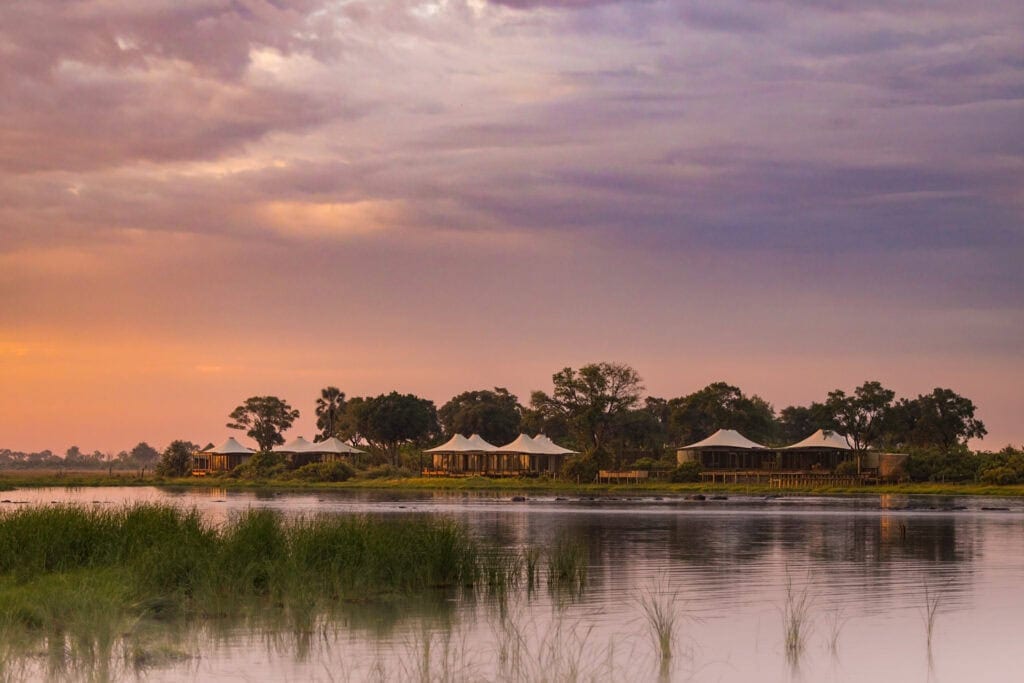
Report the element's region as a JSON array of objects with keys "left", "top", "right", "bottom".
[{"left": 5, "top": 487, "right": 1024, "bottom": 682}]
